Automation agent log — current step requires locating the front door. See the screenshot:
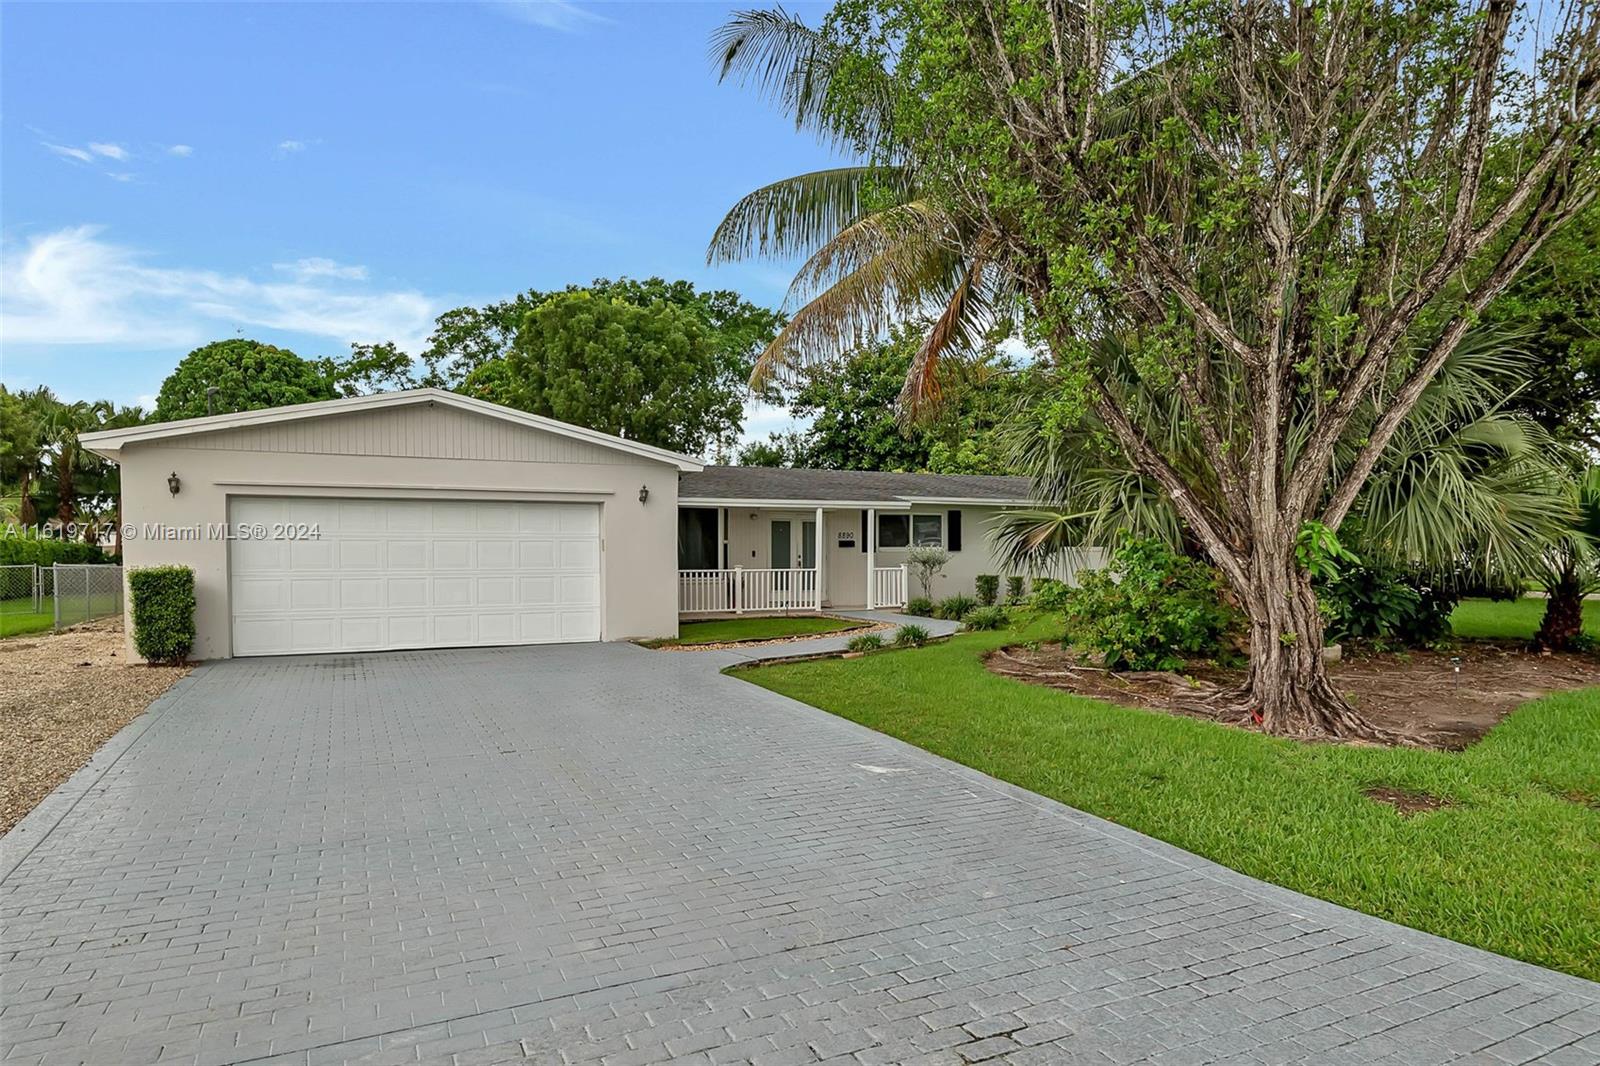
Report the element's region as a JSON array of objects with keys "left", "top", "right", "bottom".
[{"left": 770, "top": 520, "right": 792, "bottom": 569}]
